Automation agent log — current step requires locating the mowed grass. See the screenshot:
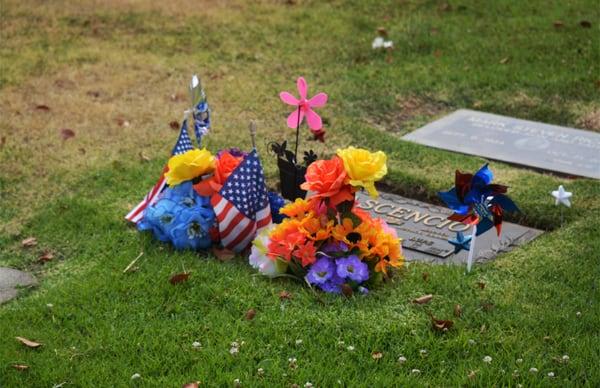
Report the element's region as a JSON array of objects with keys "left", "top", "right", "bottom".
[{"left": 1, "top": 0, "right": 599, "bottom": 386}]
